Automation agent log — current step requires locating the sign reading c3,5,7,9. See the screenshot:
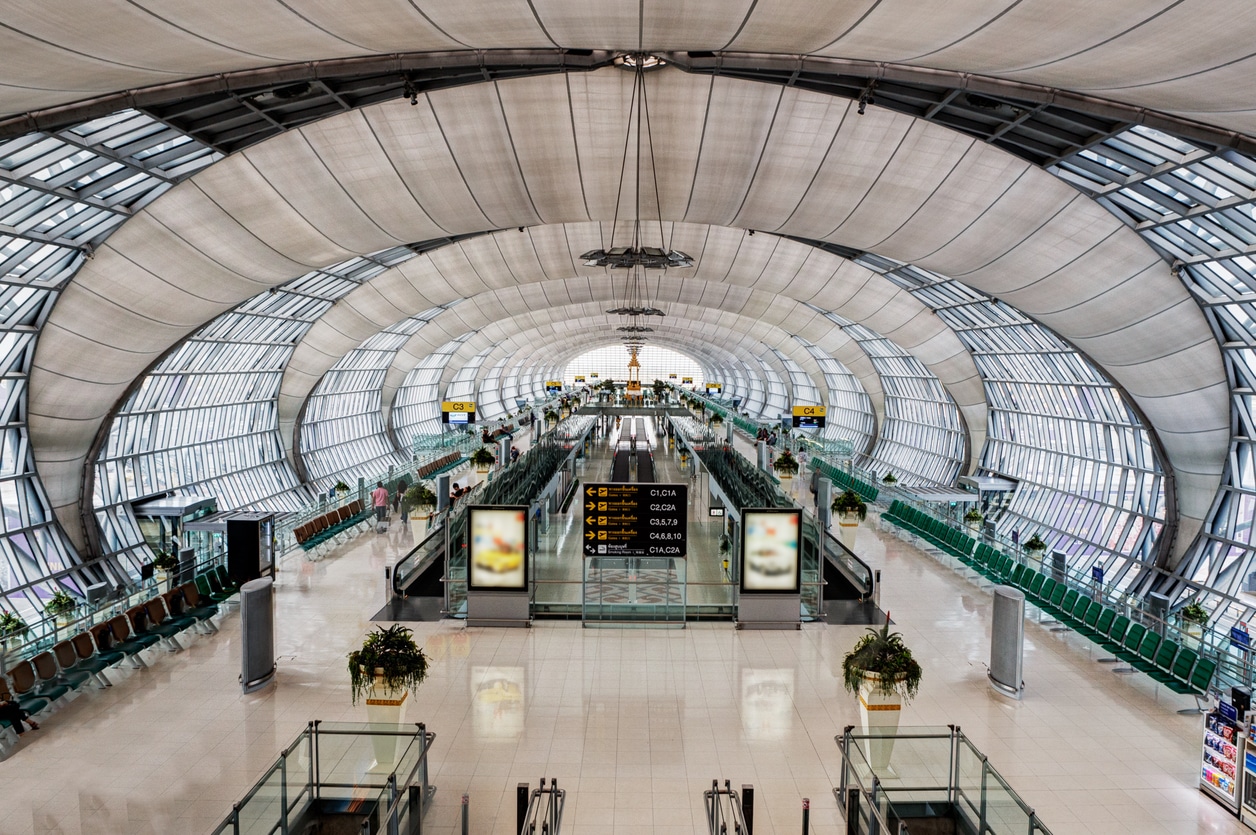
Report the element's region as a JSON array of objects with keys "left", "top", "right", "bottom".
[{"left": 582, "top": 483, "right": 688, "bottom": 557}]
